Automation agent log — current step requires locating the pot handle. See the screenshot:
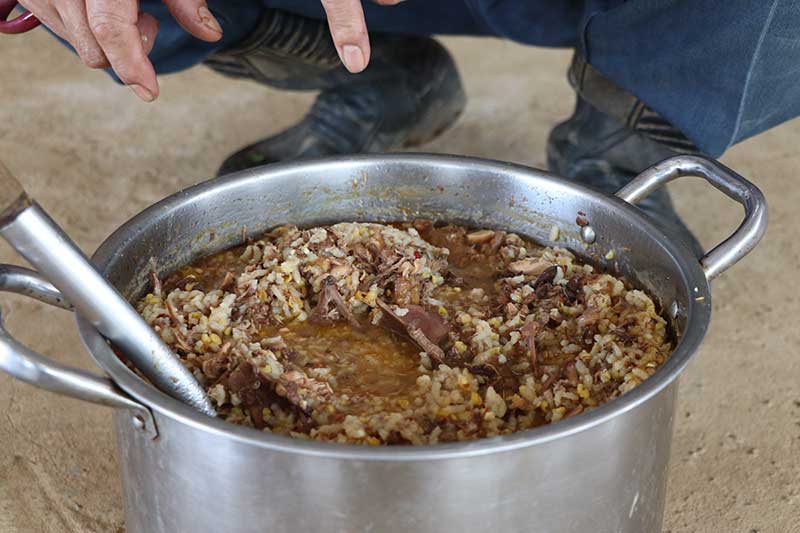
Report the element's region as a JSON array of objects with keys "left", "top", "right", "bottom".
[
  {"left": 616, "top": 155, "right": 767, "bottom": 281},
  {"left": 0, "top": 264, "right": 157, "bottom": 438}
]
